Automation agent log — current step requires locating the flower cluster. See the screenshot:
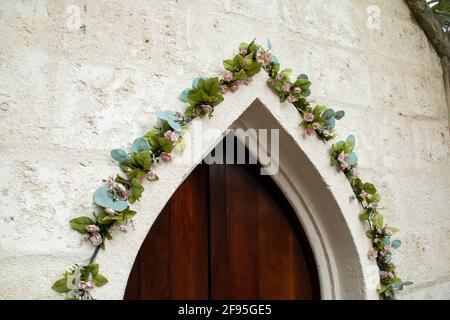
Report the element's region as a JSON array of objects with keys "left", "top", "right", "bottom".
[
  {"left": 53, "top": 39, "right": 409, "bottom": 300},
  {"left": 51, "top": 264, "right": 108, "bottom": 300}
]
